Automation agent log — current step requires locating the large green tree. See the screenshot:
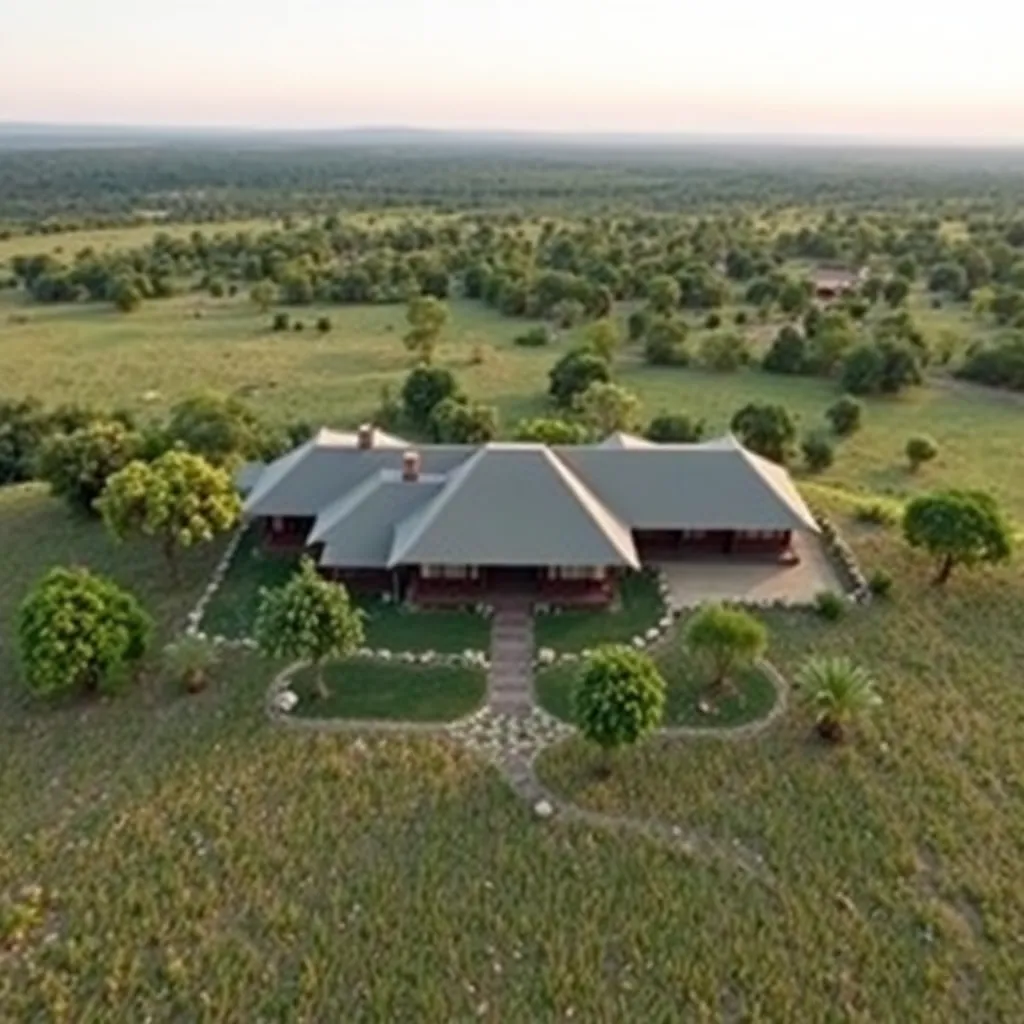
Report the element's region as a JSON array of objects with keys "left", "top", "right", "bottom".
[
  {"left": 18, "top": 567, "right": 152, "bottom": 698},
  {"left": 575, "top": 381, "right": 642, "bottom": 436},
  {"left": 548, "top": 348, "right": 611, "bottom": 408},
  {"left": 255, "top": 558, "right": 365, "bottom": 699},
  {"left": 730, "top": 403, "right": 797, "bottom": 464},
  {"left": 403, "top": 295, "right": 449, "bottom": 365},
  {"left": 572, "top": 645, "right": 666, "bottom": 773},
  {"left": 903, "top": 490, "right": 1013, "bottom": 585},
  {"left": 401, "top": 366, "right": 462, "bottom": 427},
  {"left": 163, "top": 392, "right": 272, "bottom": 467},
  {"left": 98, "top": 450, "right": 241, "bottom": 581}
]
